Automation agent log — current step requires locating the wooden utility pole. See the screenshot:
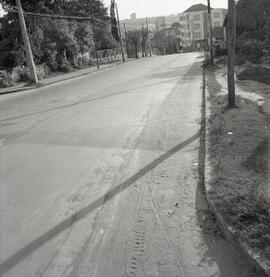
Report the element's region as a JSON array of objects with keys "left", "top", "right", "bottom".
[
  {"left": 123, "top": 23, "right": 129, "bottom": 58},
  {"left": 16, "top": 0, "right": 38, "bottom": 83},
  {"left": 115, "top": 3, "right": 126, "bottom": 63},
  {"left": 146, "top": 18, "right": 152, "bottom": 57},
  {"left": 141, "top": 24, "right": 146, "bottom": 57},
  {"left": 92, "top": 8, "right": 100, "bottom": 69},
  {"left": 227, "top": 0, "right": 236, "bottom": 107},
  {"left": 207, "top": 0, "right": 214, "bottom": 65}
]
